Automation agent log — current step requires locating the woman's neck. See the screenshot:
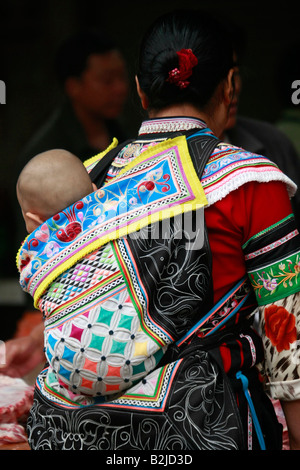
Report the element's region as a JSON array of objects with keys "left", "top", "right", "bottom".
[{"left": 148, "top": 103, "right": 224, "bottom": 138}]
